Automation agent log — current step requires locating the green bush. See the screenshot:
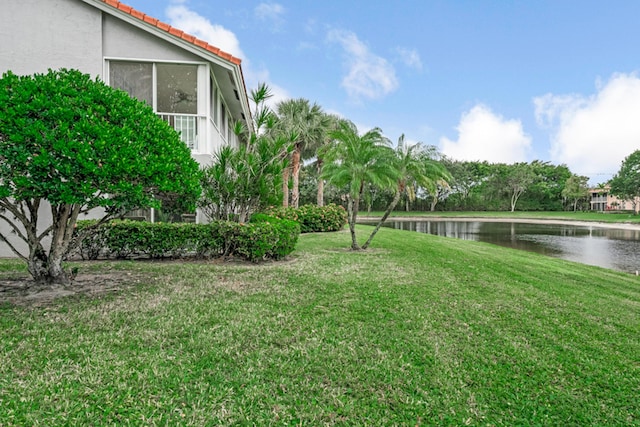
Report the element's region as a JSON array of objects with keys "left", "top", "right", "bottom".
[
  {"left": 74, "top": 220, "right": 108, "bottom": 260},
  {"left": 298, "top": 204, "right": 347, "bottom": 232},
  {"left": 260, "top": 206, "right": 299, "bottom": 222},
  {"left": 263, "top": 204, "right": 346, "bottom": 233},
  {"left": 248, "top": 215, "right": 300, "bottom": 260},
  {"left": 72, "top": 218, "right": 299, "bottom": 262}
]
